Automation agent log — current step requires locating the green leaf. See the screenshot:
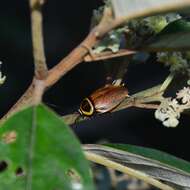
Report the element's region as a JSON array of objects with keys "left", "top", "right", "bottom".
[
  {"left": 142, "top": 19, "right": 190, "bottom": 51},
  {"left": 106, "top": 144, "right": 190, "bottom": 174},
  {"left": 84, "top": 144, "right": 190, "bottom": 189},
  {"left": 111, "top": 0, "right": 190, "bottom": 21},
  {"left": 0, "top": 105, "right": 94, "bottom": 190}
]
